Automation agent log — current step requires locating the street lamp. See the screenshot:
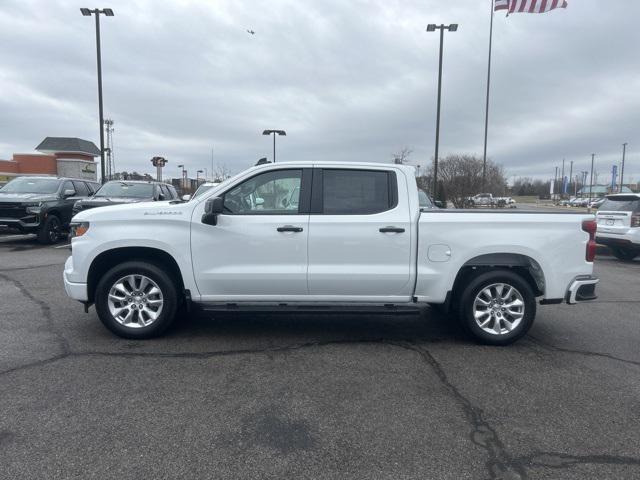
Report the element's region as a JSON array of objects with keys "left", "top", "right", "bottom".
[
  {"left": 177, "top": 164, "right": 186, "bottom": 191},
  {"left": 426, "top": 23, "right": 458, "bottom": 202},
  {"left": 80, "top": 7, "right": 114, "bottom": 184},
  {"left": 262, "top": 129, "right": 286, "bottom": 163}
]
